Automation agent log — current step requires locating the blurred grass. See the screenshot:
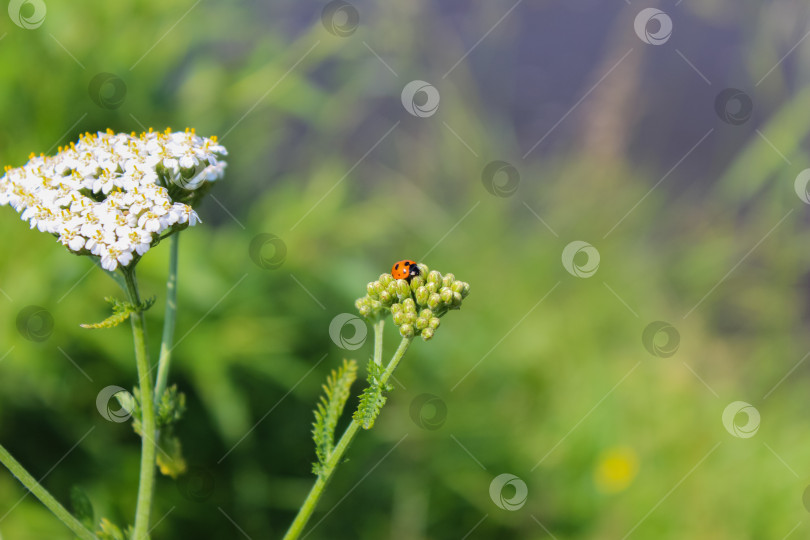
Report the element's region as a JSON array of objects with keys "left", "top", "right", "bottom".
[{"left": 1, "top": 1, "right": 810, "bottom": 539}]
